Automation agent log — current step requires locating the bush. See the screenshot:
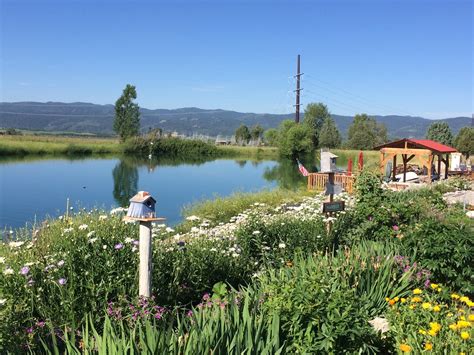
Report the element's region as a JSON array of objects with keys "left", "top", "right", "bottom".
[
  {"left": 123, "top": 137, "right": 221, "bottom": 158},
  {"left": 401, "top": 213, "right": 474, "bottom": 295},
  {"left": 257, "top": 242, "right": 415, "bottom": 353},
  {"left": 237, "top": 215, "right": 328, "bottom": 267}
]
